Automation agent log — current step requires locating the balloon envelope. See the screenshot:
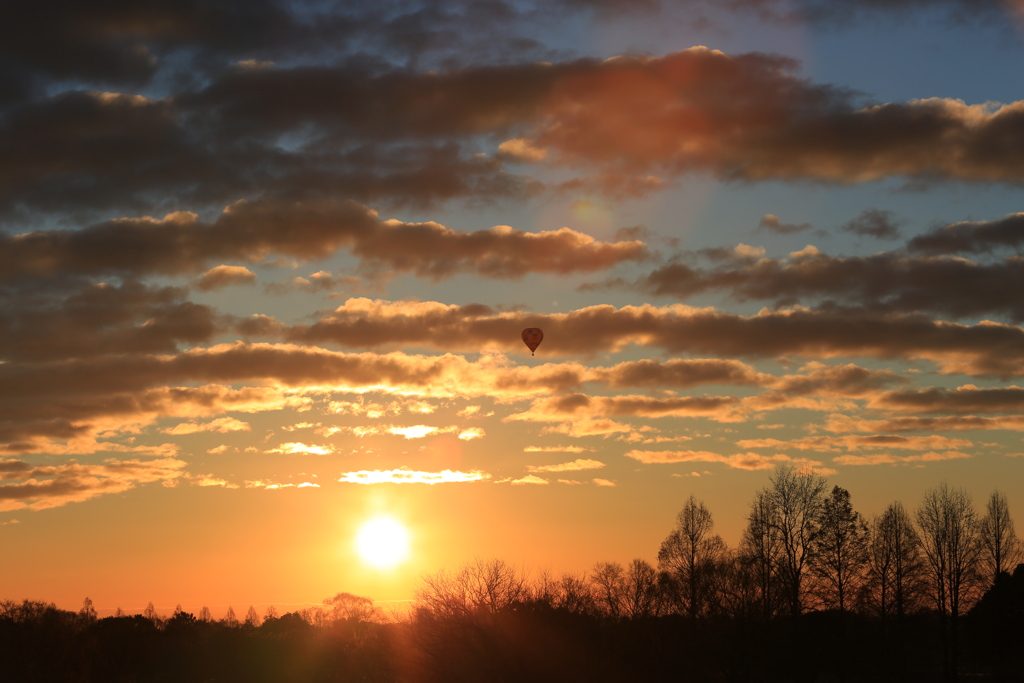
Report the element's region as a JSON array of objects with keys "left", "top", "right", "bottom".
[{"left": 522, "top": 328, "right": 543, "bottom": 355}]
